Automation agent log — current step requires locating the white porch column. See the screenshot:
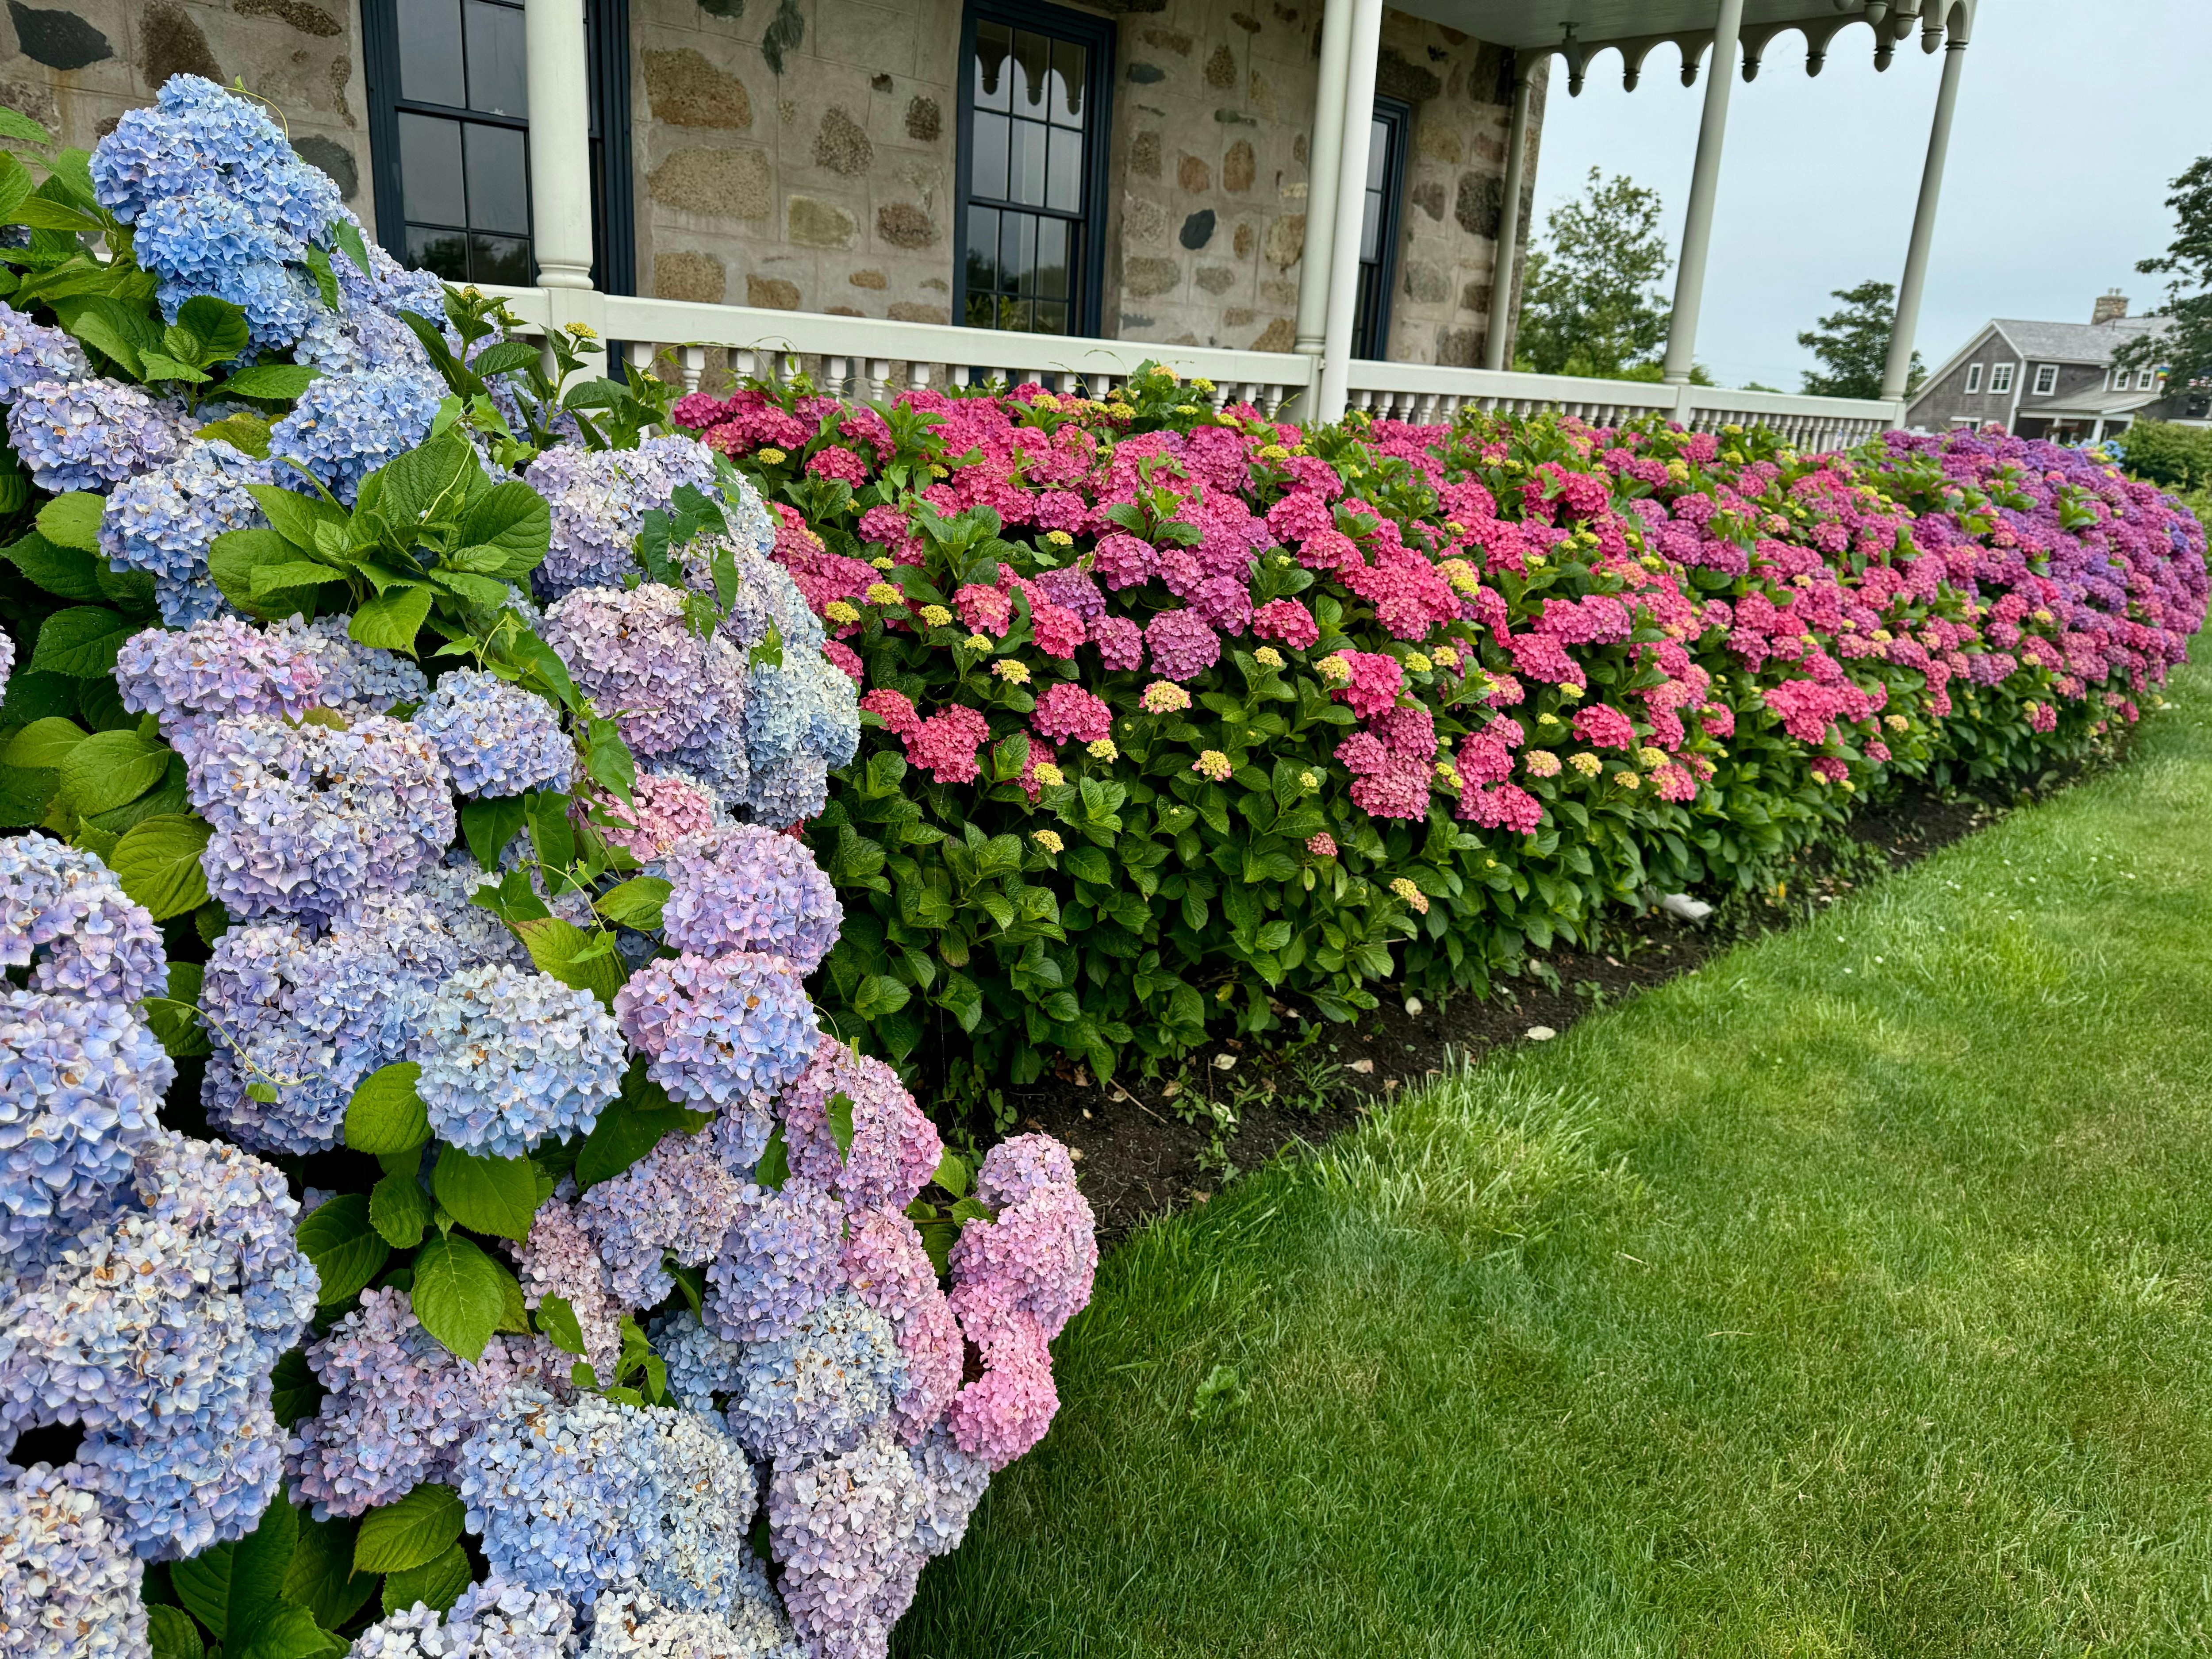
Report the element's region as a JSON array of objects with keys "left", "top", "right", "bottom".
[
  {"left": 1882, "top": 3, "right": 1971, "bottom": 402},
  {"left": 1316, "top": 0, "right": 1384, "bottom": 421},
  {"left": 1660, "top": 0, "right": 1744, "bottom": 385},
  {"left": 525, "top": 0, "right": 595, "bottom": 290},
  {"left": 1293, "top": 0, "right": 1358, "bottom": 358},
  {"left": 1481, "top": 57, "right": 1534, "bottom": 372}
]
